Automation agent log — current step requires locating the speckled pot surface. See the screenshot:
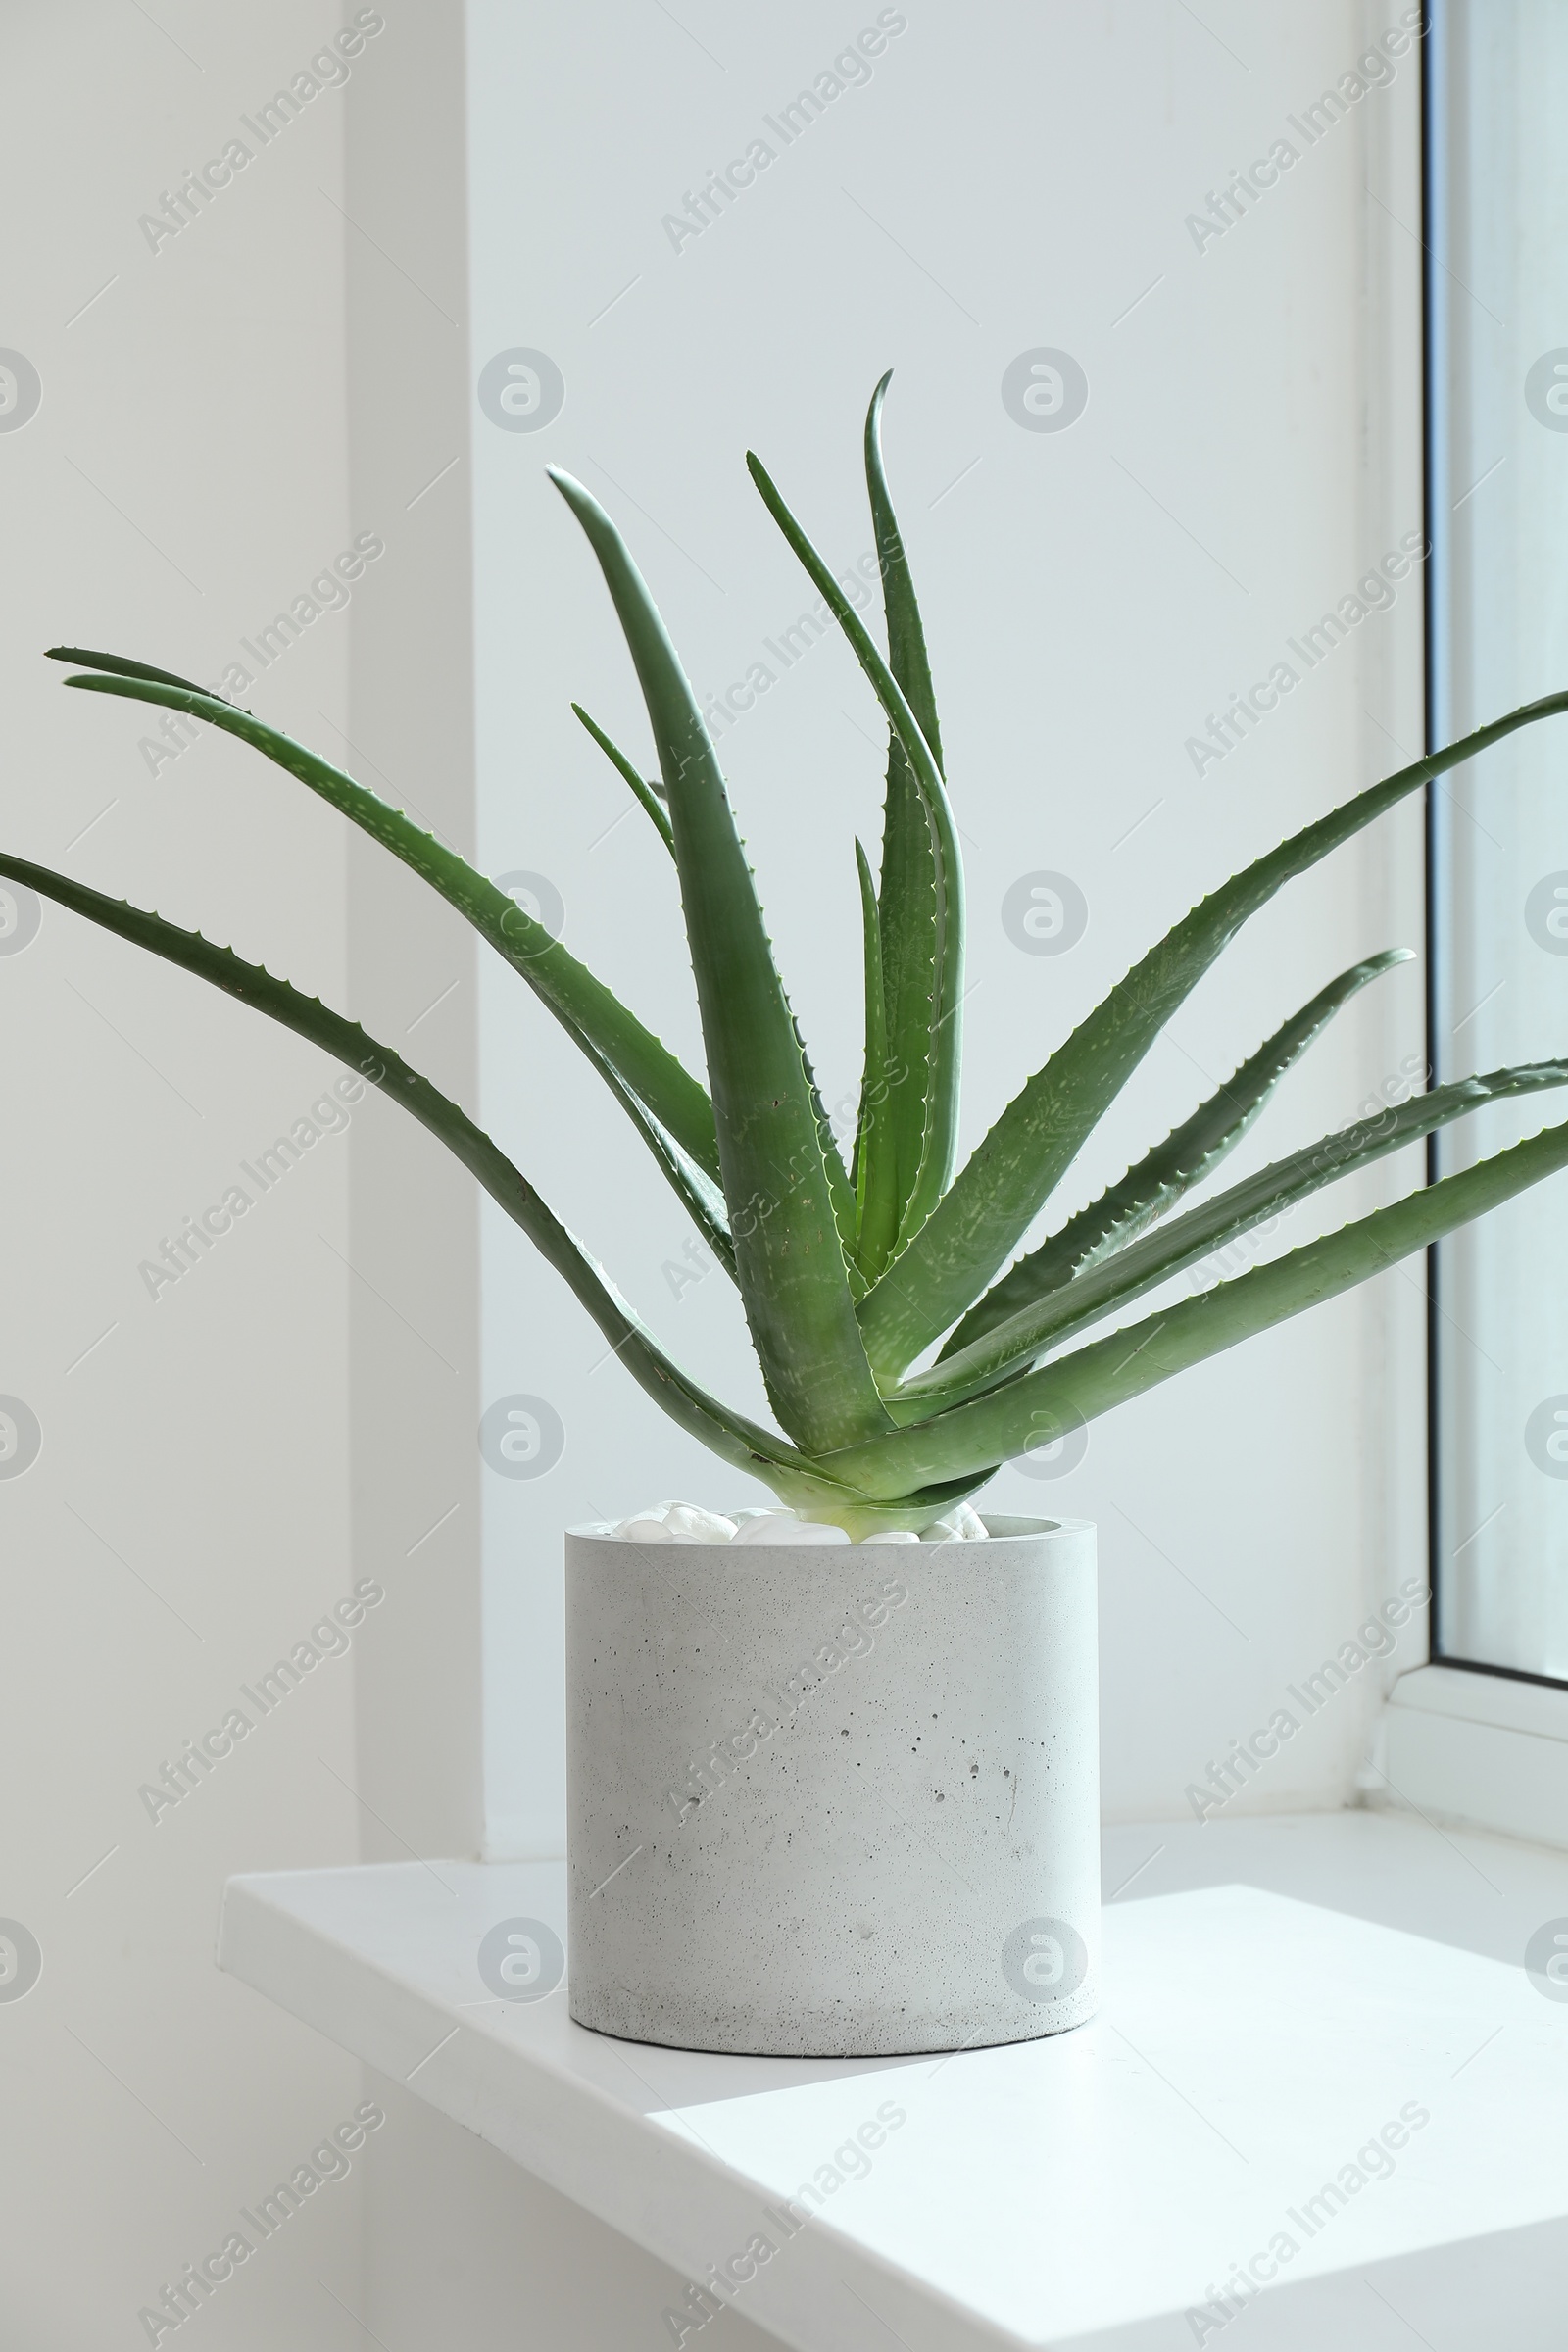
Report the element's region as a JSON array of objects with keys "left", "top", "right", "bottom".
[{"left": 564, "top": 1515, "right": 1099, "bottom": 2057}]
